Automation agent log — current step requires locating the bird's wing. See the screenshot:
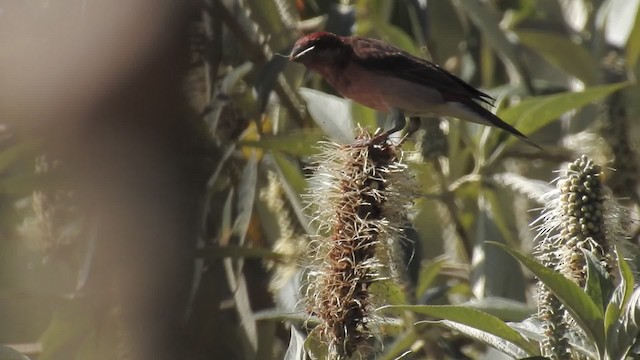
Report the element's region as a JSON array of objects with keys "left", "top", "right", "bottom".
[{"left": 348, "top": 37, "right": 494, "bottom": 105}]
